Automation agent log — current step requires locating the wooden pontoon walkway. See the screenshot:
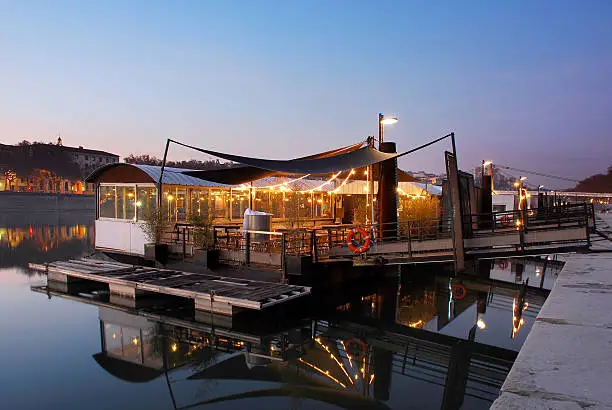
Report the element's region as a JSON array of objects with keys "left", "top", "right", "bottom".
[{"left": 29, "top": 258, "right": 311, "bottom": 315}]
